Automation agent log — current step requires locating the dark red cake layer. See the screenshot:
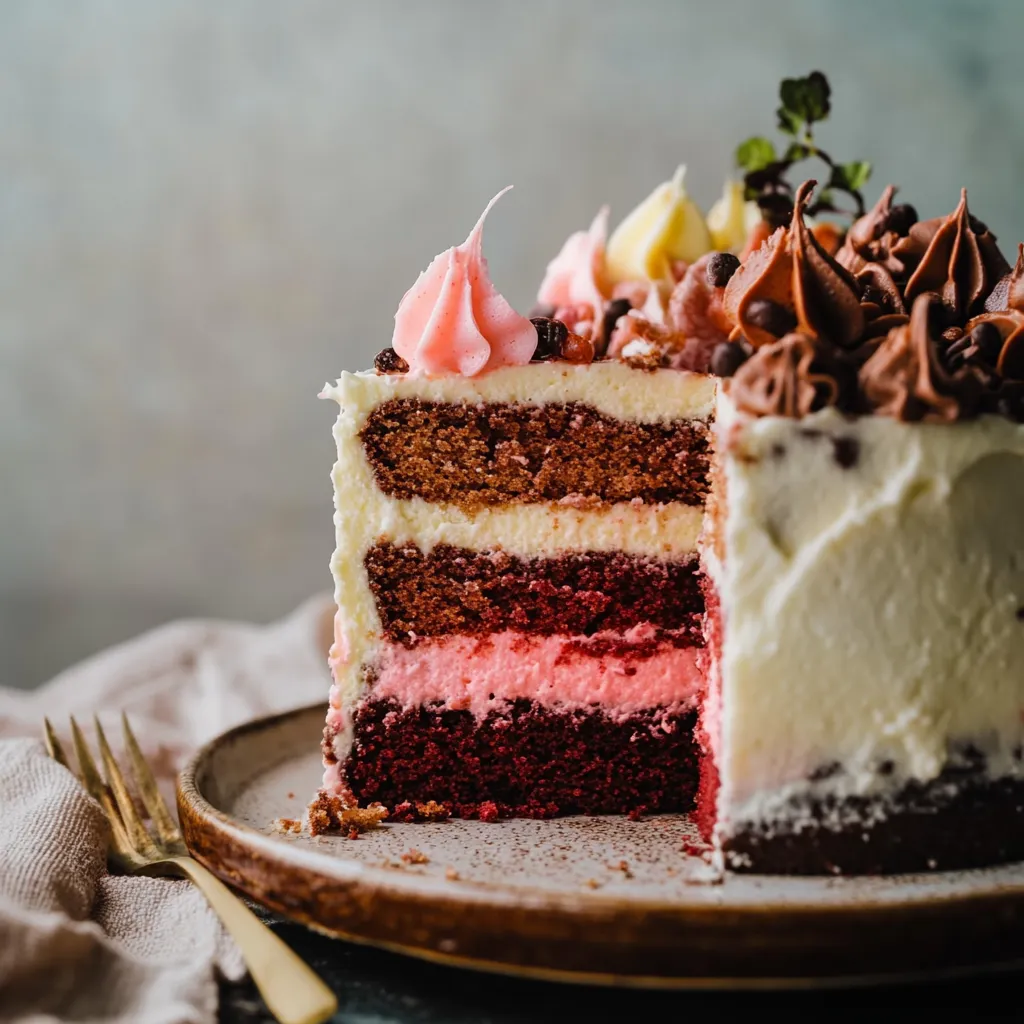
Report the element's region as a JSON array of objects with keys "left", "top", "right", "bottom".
[
  {"left": 364, "top": 544, "right": 705, "bottom": 644},
  {"left": 725, "top": 763, "right": 1024, "bottom": 875},
  {"left": 360, "top": 399, "right": 711, "bottom": 509},
  {"left": 343, "top": 698, "right": 700, "bottom": 818}
]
